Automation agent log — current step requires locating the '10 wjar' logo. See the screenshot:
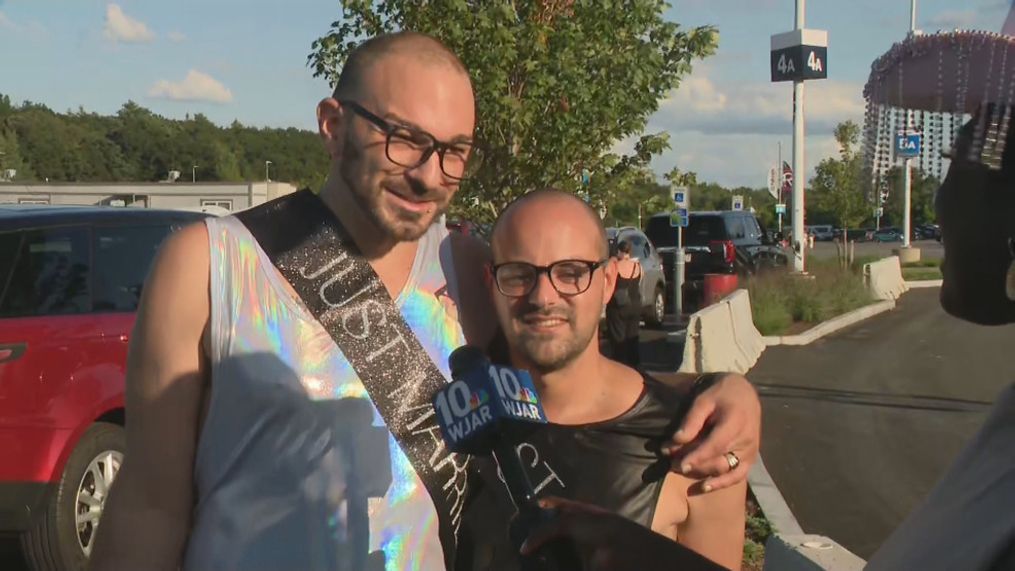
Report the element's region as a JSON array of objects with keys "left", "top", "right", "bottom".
[{"left": 434, "top": 364, "right": 546, "bottom": 447}]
